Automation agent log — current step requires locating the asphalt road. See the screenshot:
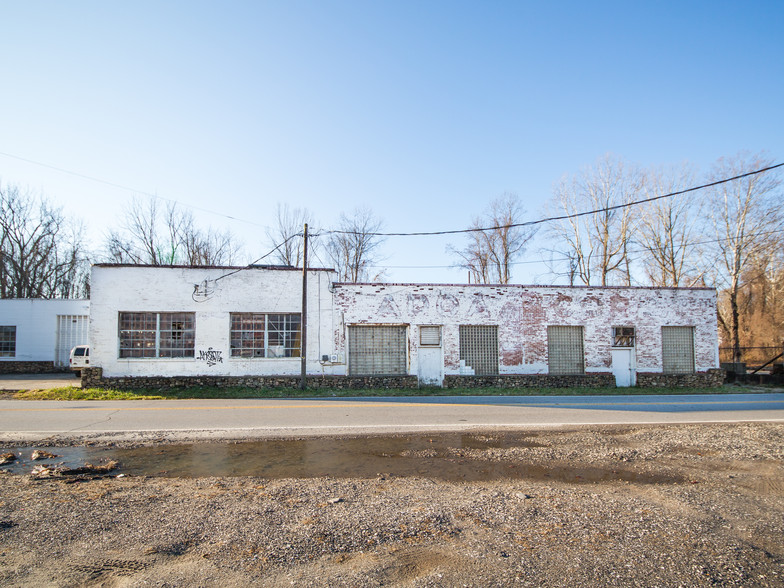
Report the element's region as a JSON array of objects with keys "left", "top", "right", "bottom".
[{"left": 0, "top": 393, "right": 782, "bottom": 442}]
